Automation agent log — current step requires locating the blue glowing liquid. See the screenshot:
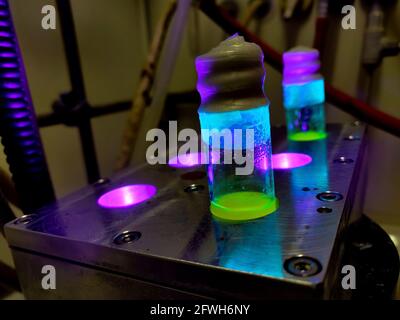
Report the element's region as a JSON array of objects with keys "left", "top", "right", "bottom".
[
  {"left": 198, "top": 105, "right": 276, "bottom": 216},
  {"left": 283, "top": 78, "right": 326, "bottom": 141}
]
